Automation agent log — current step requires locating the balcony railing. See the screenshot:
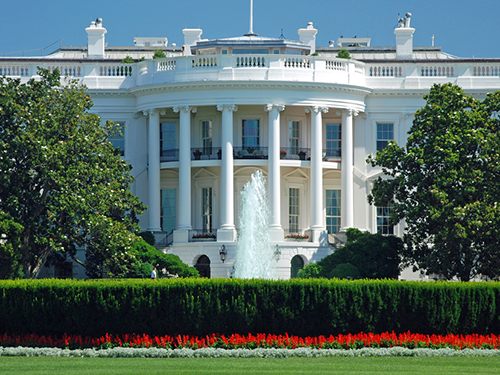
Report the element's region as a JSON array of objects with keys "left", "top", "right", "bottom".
[
  {"left": 322, "top": 148, "right": 341, "bottom": 162},
  {"left": 160, "top": 149, "right": 179, "bottom": 162},
  {"left": 191, "top": 147, "right": 222, "bottom": 160},
  {"left": 234, "top": 146, "right": 268, "bottom": 159},
  {"left": 284, "top": 229, "right": 311, "bottom": 242},
  {"left": 189, "top": 229, "right": 217, "bottom": 242},
  {"left": 279, "top": 147, "right": 310, "bottom": 161}
]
